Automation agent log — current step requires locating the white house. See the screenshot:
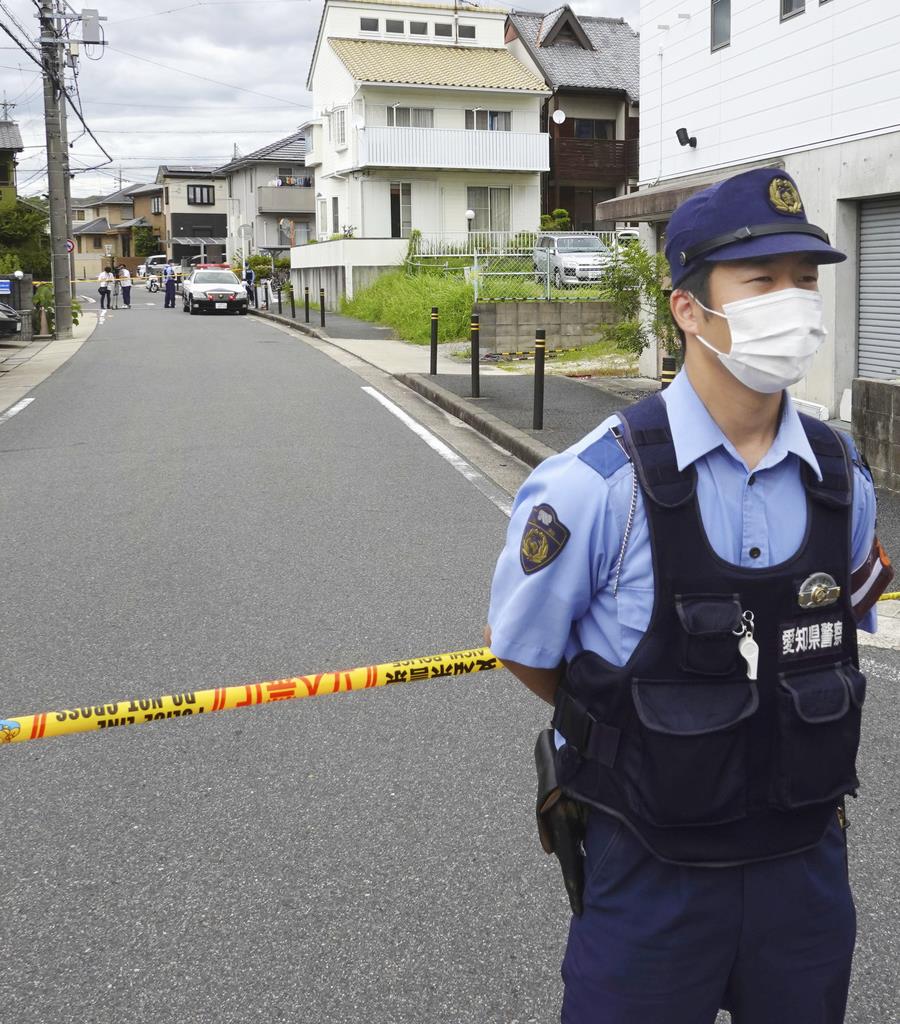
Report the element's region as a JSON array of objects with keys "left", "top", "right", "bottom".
[
  {"left": 217, "top": 130, "right": 314, "bottom": 262},
  {"left": 302, "top": 0, "right": 550, "bottom": 262},
  {"left": 599, "top": 0, "right": 900, "bottom": 419}
]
